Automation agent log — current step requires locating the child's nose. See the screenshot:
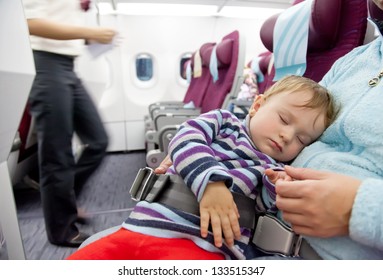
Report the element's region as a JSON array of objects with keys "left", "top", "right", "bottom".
[{"left": 280, "top": 127, "right": 294, "bottom": 142}]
